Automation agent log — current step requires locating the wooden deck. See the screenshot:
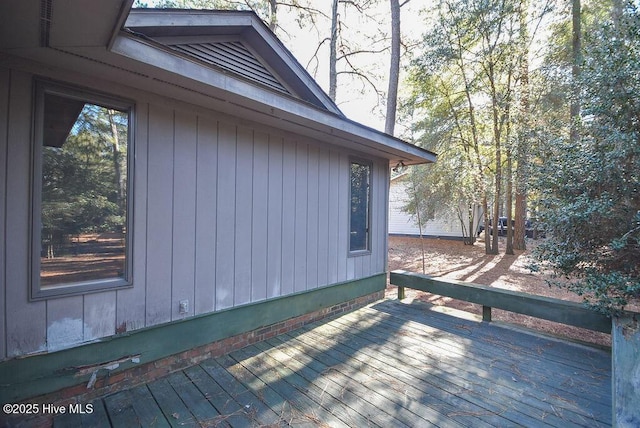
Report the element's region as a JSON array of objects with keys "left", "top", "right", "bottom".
[{"left": 53, "top": 299, "right": 612, "bottom": 427}]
